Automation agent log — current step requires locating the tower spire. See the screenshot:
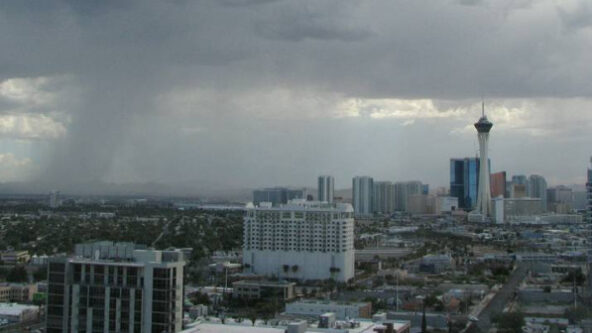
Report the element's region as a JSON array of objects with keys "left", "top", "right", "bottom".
[
  {"left": 473, "top": 101, "right": 493, "bottom": 222},
  {"left": 482, "top": 100, "right": 485, "bottom": 117}
]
